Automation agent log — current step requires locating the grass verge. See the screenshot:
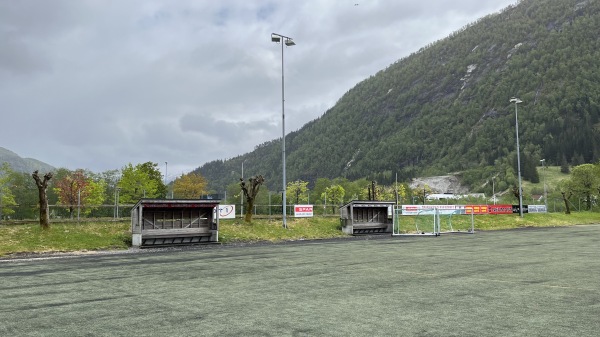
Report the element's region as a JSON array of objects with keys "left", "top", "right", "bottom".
[
  {"left": 0, "top": 221, "right": 131, "bottom": 257},
  {"left": 0, "top": 212, "right": 597, "bottom": 257}
]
